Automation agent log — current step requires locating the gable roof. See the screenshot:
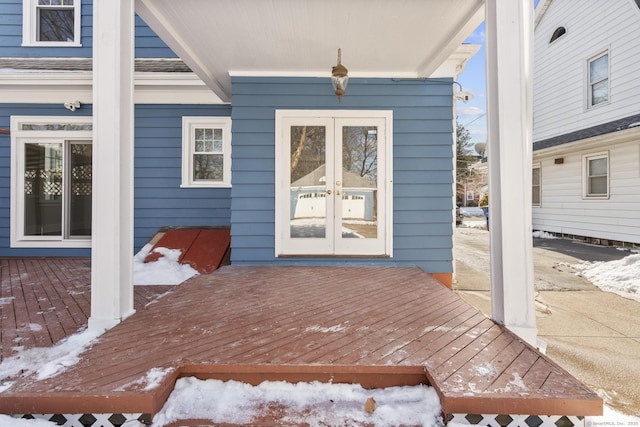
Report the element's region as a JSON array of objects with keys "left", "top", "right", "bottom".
[{"left": 534, "top": 0, "right": 555, "bottom": 28}]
